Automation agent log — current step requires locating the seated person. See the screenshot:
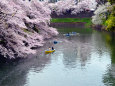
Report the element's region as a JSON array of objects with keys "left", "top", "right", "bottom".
[
  {"left": 49, "top": 47, "right": 51, "bottom": 51},
  {"left": 52, "top": 47, "right": 54, "bottom": 50}
]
